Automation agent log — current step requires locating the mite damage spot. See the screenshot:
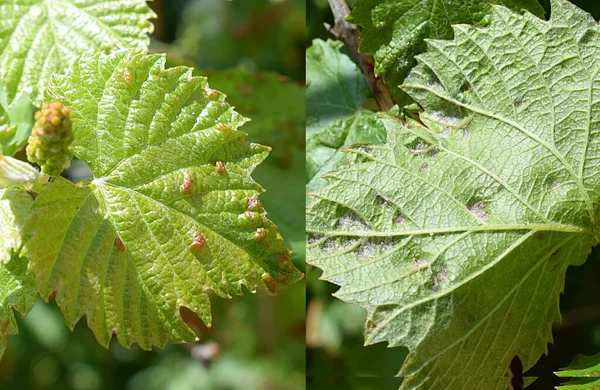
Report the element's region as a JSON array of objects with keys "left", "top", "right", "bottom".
[
  {"left": 190, "top": 231, "right": 206, "bottom": 249},
  {"left": 463, "top": 127, "right": 471, "bottom": 141},
  {"left": 376, "top": 194, "right": 390, "bottom": 208},
  {"left": 123, "top": 69, "right": 133, "bottom": 85},
  {"left": 356, "top": 240, "right": 378, "bottom": 260},
  {"left": 420, "top": 163, "right": 430, "bottom": 172},
  {"left": 246, "top": 196, "right": 261, "bottom": 211},
  {"left": 181, "top": 173, "right": 193, "bottom": 195},
  {"left": 412, "top": 258, "right": 431, "bottom": 272},
  {"left": 262, "top": 272, "right": 277, "bottom": 294},
  {"left": 255, "top": 227, "right": 267, "bottom": 241},
  {"left": 114, "top": 237, "right": 125, "bottom": 252},
  {"left": 215, "top": 161, "right": 226, "bottom": 174},
  {"left": 550, "top": 181, "right": 560, "bottom": 190},
  {"left": 205, "top": 85, "right": 219, "bottom": 100},
  {"left": 308, "top": 234, "right": 325, "bottom": 246},
  {"left": 430, "top": 267, "right": 448, "bottom": 292},
  {"left": 276, "top": 252, "right": 290, "bottom": 266},
  {"left": 407, "top": 139, "right": 433, "bottom": 154},
  {"left": 338, "top": 212, "right": 368, "bottom": 232},
  {"left": 468, "top": 201, "right": 490, "bottom": 223},
  {"left": 394, "top": 213, "right": 405, "bottom": 226},
  {"left": 322, "top": 239, "right": 337, "bottom": 254},
  {"left": 428, "top": 148, "right": 440, "bottom": 159}
]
